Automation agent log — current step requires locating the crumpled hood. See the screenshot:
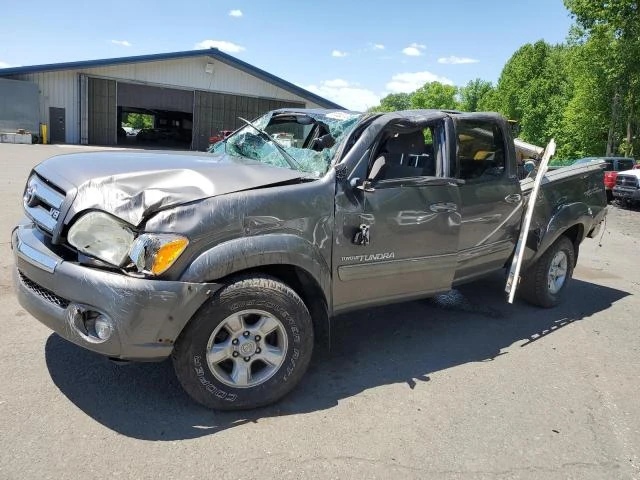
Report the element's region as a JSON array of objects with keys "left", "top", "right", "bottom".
[{"left": 34, "top": 150, "right": 305, "bottom": 226}]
